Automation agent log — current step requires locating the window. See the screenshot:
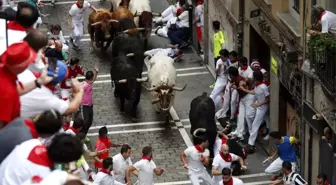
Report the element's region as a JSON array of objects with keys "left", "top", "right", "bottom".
[
  {"left": 292, "top": 0, "right": 300, "bottom": 14},
  {"left": 289, "top": 0, "right": 300, "bottom": 22}
]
